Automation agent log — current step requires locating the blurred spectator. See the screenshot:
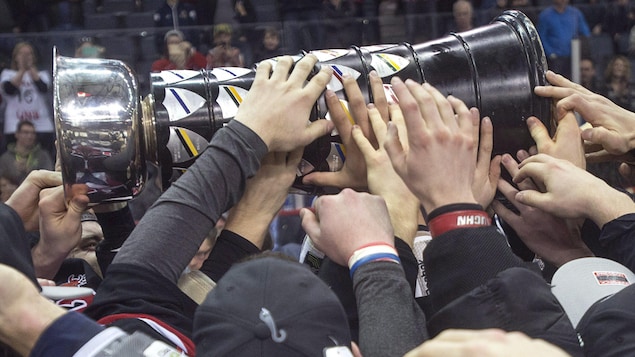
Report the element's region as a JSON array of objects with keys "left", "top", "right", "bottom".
[
  {"left": 445, "top": 0, "right": 475, "bottom": 34},
  {"left": 0, "top": 41, "right": 55, "bottom": 156},
  {"left": 579, "top": 0, "right": 606, "bottom": 35},
  {"left": 10, "top": 0, "right": 50, "bottom": 32},
  {"left": 323, "top": 0, "right": 357, "bottom": 48},
  {"left": 152, "top": 29, "right": 207, "bottom": 71},
  {"left": 232, "top": 0, "right": 258, "bottom": 66},
  {"left": 278, "top": 0, "right": 325, "bottom": 52},
  {"left": 508, "top": 0, "right": 538, "bottom": 24},
  {"left": 538, "top": 0, "right": 591, "bottom": 79},
  {"left": 0, "top": 121, "right": 53, "bottom": 185},
  {"left": 0, "top": 174, "right": 18, "bottom": 202},
  {"left": 403, "top": 0, "right": 437, "bottom": 43},
  {"left": 0, "top": 0, "right": 18, "bottom": 34},
  {"left": 206, "top": 23, "right": 244, "bottom": 68},
  {"left": 599, "top": 54, "right": 635, "bottom": 111},
  {"left": 252, "top": 26, "right": 285, "bottom": 65},
  {"left": 48, "top": 0, "right": 84, "bottom": 31},
  {"left": 74, "top": 37, "right": 105, "bottom": 59},
  {"left": 352, "top": 0, "right": 380, "bottom": 44},
  {"left": 599, "top": 0, "right": 635, "bottom": 53},
  {"left": 580, "top": 57, "right": 601, "bottom": 93},
  {"left": 153, "top": 0, "right": 199, "bottom": 53}
]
